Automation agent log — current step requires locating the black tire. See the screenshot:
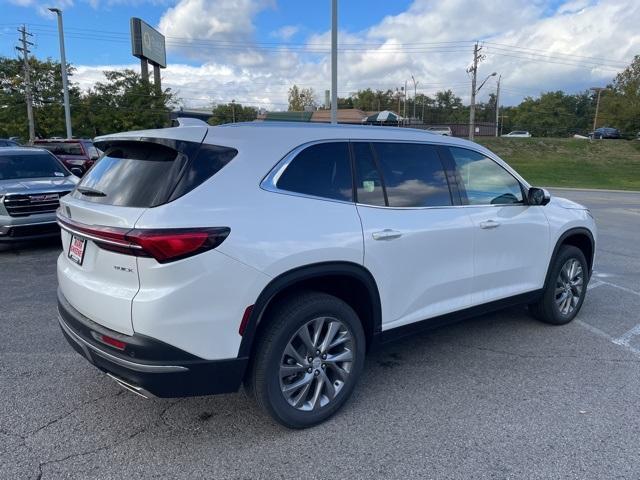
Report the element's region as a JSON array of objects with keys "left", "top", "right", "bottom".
[
  {"left": 245, "top": 291, "right": 366, "bottom": 429},
  {"left": 529, "top": 245, "right": 588, "bottom": 325}
]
